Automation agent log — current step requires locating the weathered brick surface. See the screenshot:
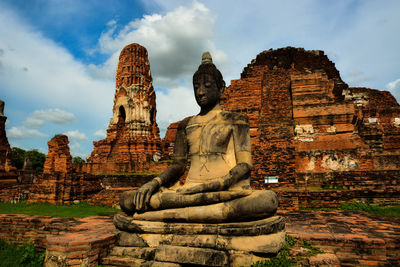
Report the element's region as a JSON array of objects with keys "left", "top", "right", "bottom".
[
  {"left": 0, "top": 214, "right": 117, "bottom": 267},
  {"left": 0, "top": 115, "right": 18, "bottom": 187},
  {"left": 165, "top": 47, "right": 400, "bottom": 201},
  {"left": 87, "top": 43, "right": 162, "bottom": 174},
  {"left": 0, "top": 116, "right": 14, "bottom": 173},
  {"left": 43, "top": 135, "right": 72, "bottom": 174},
  {"left": 0, "top": 211, "right": 399, "bottom": 266},
  {"left": 29, "top": 135, "right": 102, "bottom": 204},
  {"left": 284, "top": 210, "right": 400, "bottom": 265}
]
